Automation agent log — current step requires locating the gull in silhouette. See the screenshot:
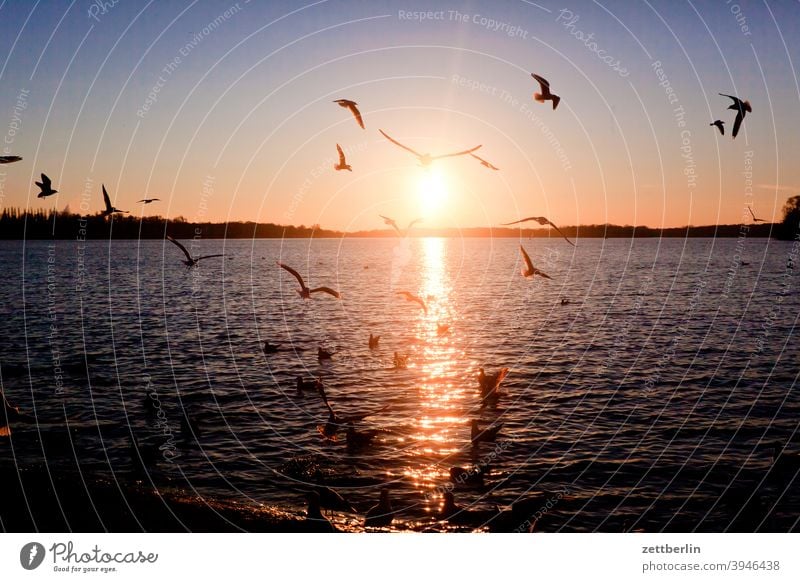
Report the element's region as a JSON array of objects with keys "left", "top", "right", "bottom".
[
  {"left": 263, "top": 341, "right": 279, "bottom": 354},
  {"left": 368, "top": 333, "right": 380, "bottom": 349},
  {"left": 396, "top": 291, "right": 427, "bottom": 314},
  {"left": 333, "top": 99, "right": 364, "bottom": 129},
  {"left": 379, "top": 129, "right": 480, "bottom": 167},
  {"left": 166, "top": 235, "right": 224, "bottom": 267},
  {"left": 364, "top": 489, "right": 393, "bottom": 528},
  {"left": 720, "top": 93, "right": 751, "bottom": 139},
  {"left": 296, "top": 376, "right": 322, "bottom": 397},
  {"left": 710, "top": 120, "right": 725, "bottom": 135},
  {"left": 502, "top": 216, "right": 574, "bottom": 246},
  {"left": 100, "top": 185, "right": 128, "bottom": 217},
  {"left": 277, "top": 262, "right": 341, "bottom": 299},
  {"left": 334, "top": 144, "right": 352, "bottom": 172},
  {"left": 748, "top": 207, "right": 766, "bottom": 223},
  {"left": 437, "top": 491, "right": 499, "bottom": 525},
  {"left": 35, "top": 173, "right": 57, "bottom": 198},
  {"left": 379, "top": 214, "right": 422, "bottom": 237},
  {"left": 318, "top": 347, "right": 335, "bottom": 360},
  {"left": 531, "top": 73, "right": 560, "bottom": 110},
  {"left": 519, "top": 245, "right": 552, "bottom": 279},
  {"left": 137, "top": 198, "right": 161, "bottom": 204},
  {"left": 470, "top": 152, "right": 499, "bottom": 170},
  {"left": 471, "top": 420, "right": 503, "bottom": 445},
  {"left": 315, "top": 485, "right": 357, "bottom": 514},
  {"left": 305, "top": 491, "right": 338, "bottom": 532},
  {"left": 478, "top": 367, "right": 509, "bottom": 402},
  {"left": 450, "top": 464, "right": 489, "bottom": 488},
  {"left": 0, "top": 155, "right": 22, "bottom": 164}
]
